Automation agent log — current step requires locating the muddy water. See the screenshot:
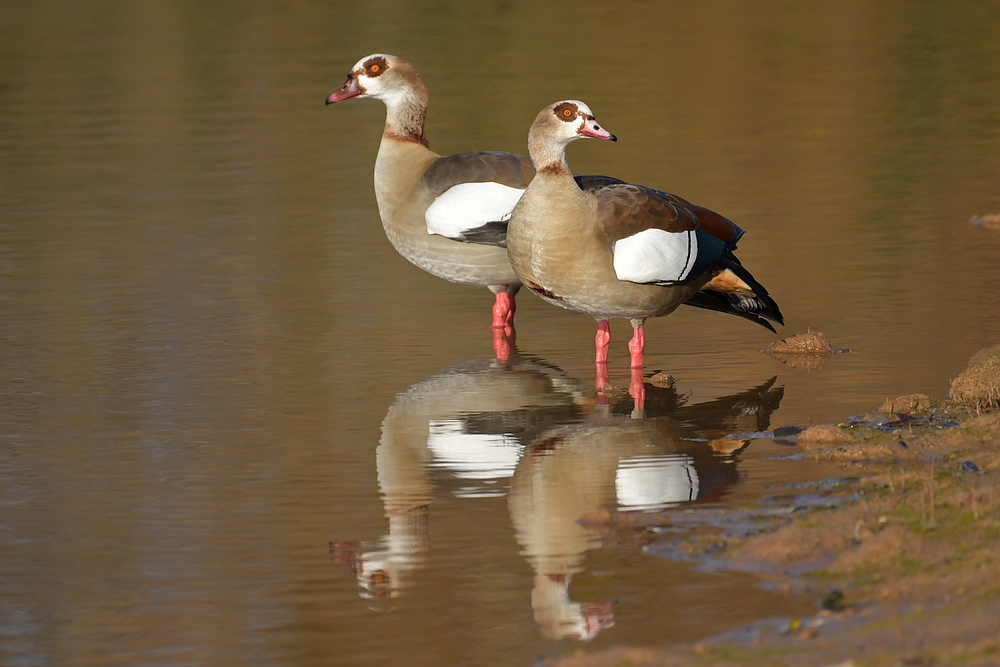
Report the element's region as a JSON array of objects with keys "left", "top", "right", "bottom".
[{"left": 2, "top": 1, "right": 1000, "bottom": 665}]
